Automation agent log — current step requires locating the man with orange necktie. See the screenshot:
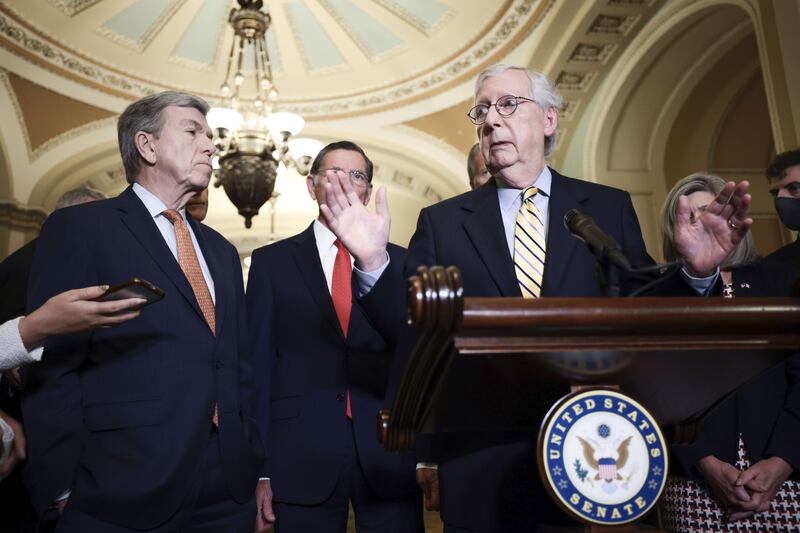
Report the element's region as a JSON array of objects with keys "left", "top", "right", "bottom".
[
  {"left": 22, "top": 91, "right": 264, "bottom": 532},
  {"left": 246, "top": 141, "right": 422, "bottom": 532}
]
